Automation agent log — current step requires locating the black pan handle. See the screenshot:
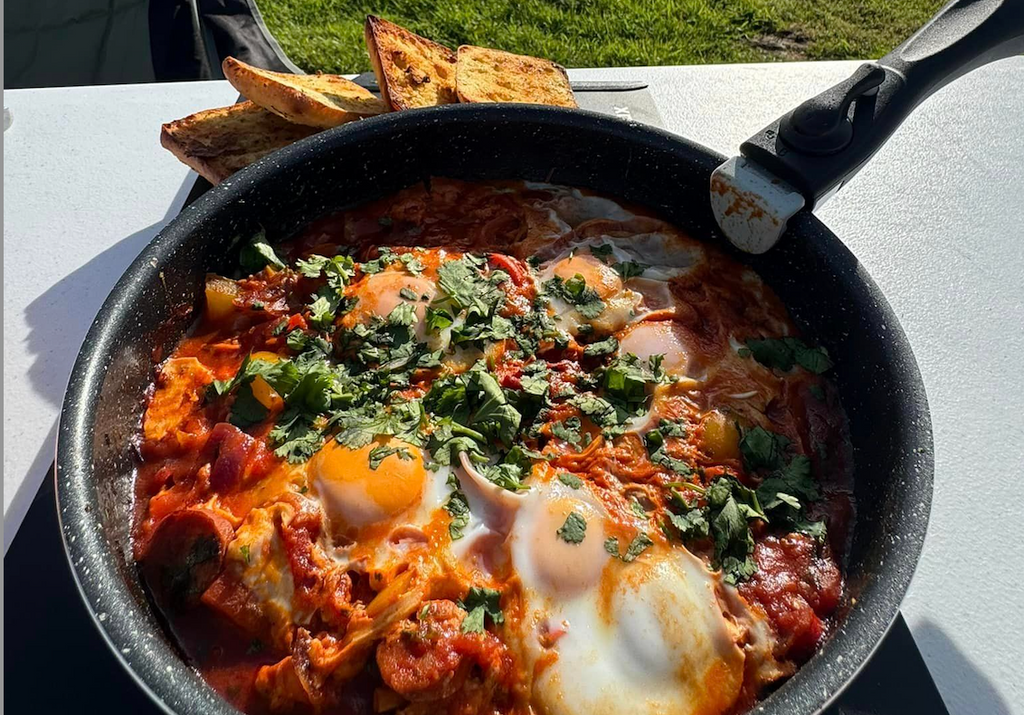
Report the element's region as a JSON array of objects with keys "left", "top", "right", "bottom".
[{"left": 739, "top": 0, "right": 1024, "bottom": 211}]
